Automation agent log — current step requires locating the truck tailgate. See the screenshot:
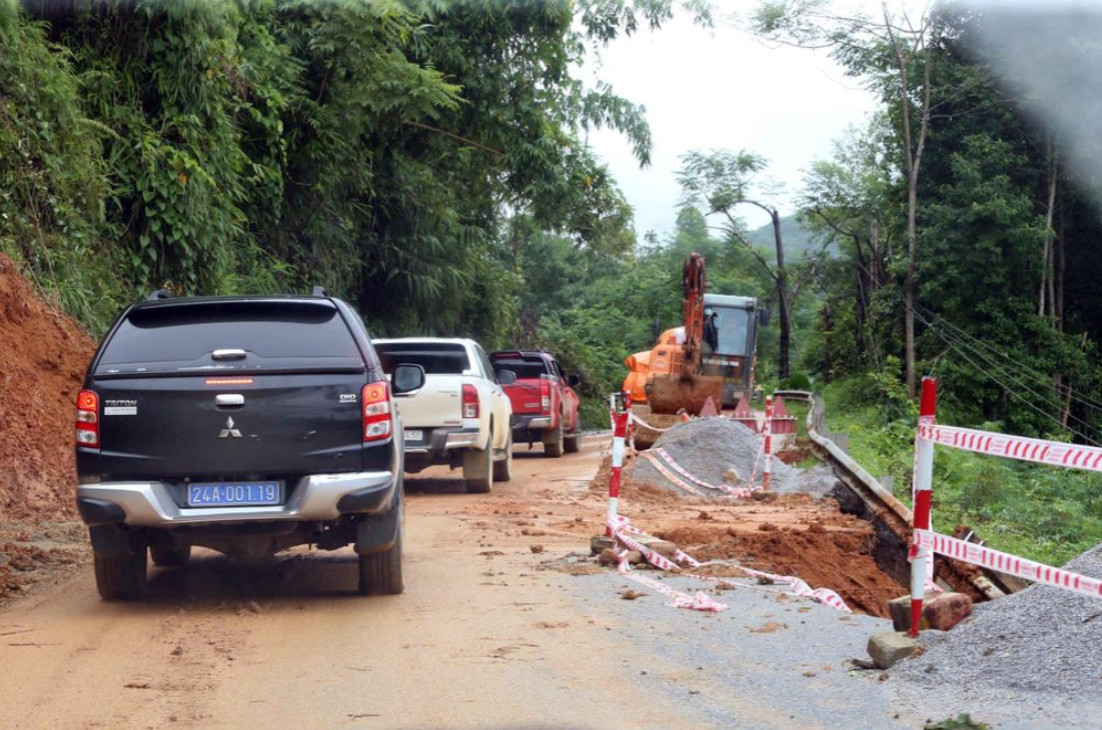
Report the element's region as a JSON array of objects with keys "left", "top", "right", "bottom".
[
  {"left": 91, "top": 373, "right": 367, "bottom": 481},
  {"left": 504, "top": 380, "right": 545, "bottom": 415},
  {"left": 392, "top": 374, "right": 463, "bottom": 429}
]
